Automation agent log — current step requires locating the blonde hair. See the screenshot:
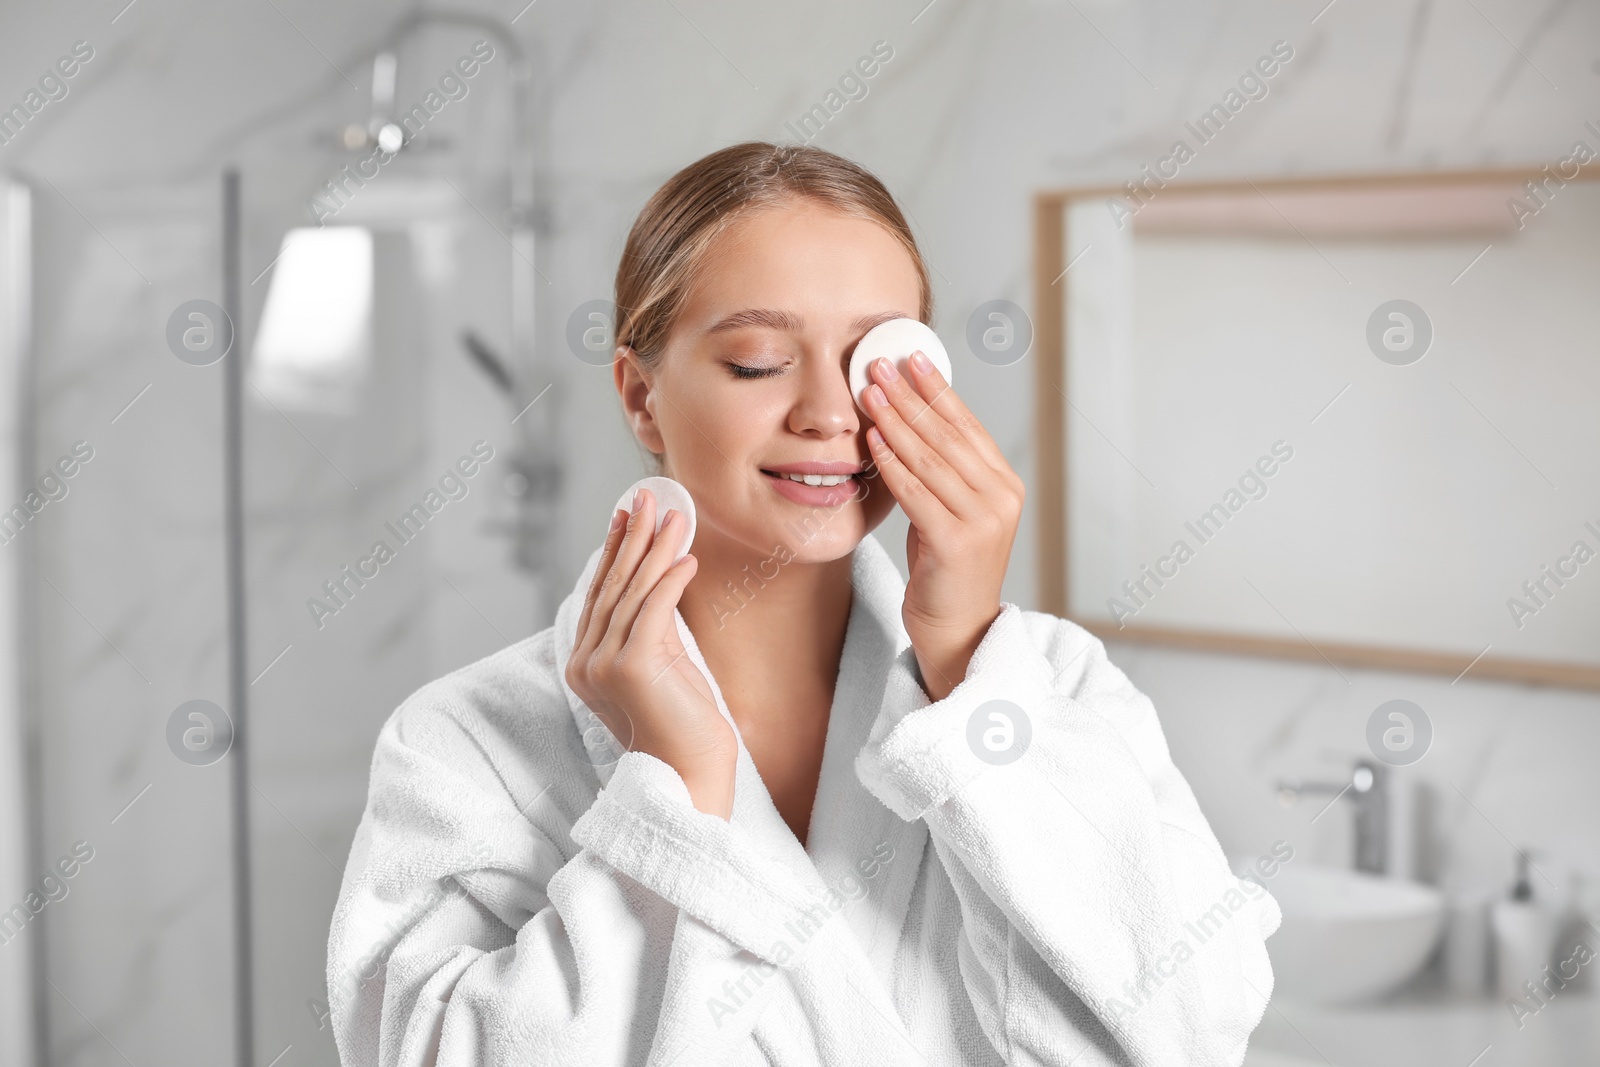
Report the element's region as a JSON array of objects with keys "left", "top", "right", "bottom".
[{"left": 614, "top": 142, "right": 933, "bottom": 472}]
